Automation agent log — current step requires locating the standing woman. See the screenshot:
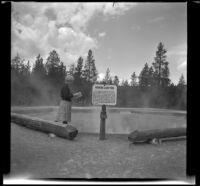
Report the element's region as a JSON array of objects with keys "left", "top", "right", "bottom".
[{"left": 55, "top": 75, "right": 81, "bottom": 125}]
